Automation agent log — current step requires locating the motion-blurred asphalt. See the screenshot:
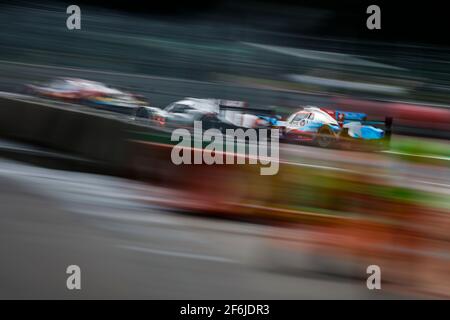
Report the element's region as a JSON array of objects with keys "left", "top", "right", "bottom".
[{"left": 0, "top": 158, "right": 404, "bottom": 299}]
